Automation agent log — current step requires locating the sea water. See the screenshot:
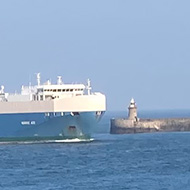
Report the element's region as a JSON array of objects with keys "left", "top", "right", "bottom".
[{"left": 0, "top": 110, "right": 190, "bottom": 190}]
